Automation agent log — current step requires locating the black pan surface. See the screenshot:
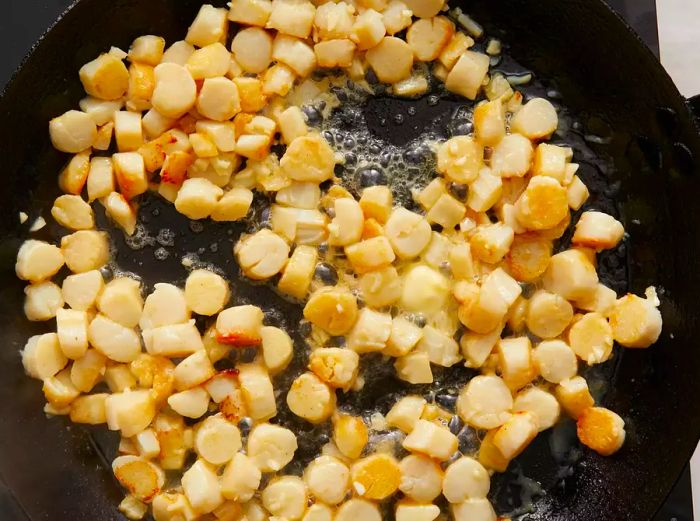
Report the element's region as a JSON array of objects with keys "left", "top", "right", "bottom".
[{"left": 0, "top": 1, "right": 699, "bottom": 520}]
